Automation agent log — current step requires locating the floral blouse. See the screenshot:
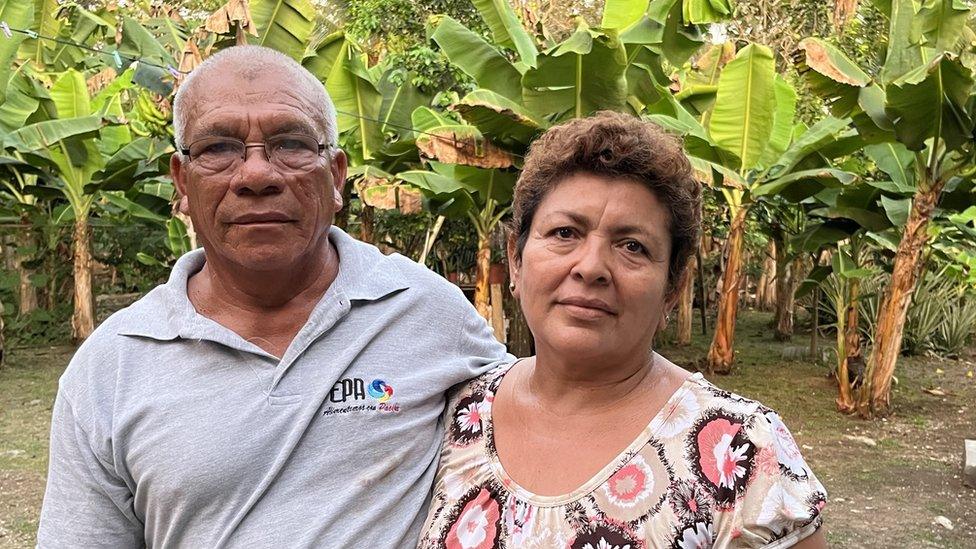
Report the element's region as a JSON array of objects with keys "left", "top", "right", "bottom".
[{"left": 419, "top": 363, "right": 826, "bottom": 549}]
